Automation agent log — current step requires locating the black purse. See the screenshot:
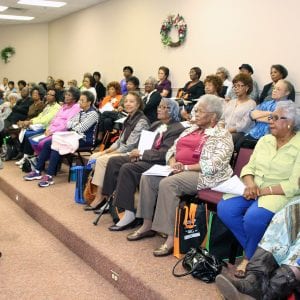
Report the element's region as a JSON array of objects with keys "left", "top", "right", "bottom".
[{"left": 172, "top": 247, "right": 223, "bottom": 283}]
